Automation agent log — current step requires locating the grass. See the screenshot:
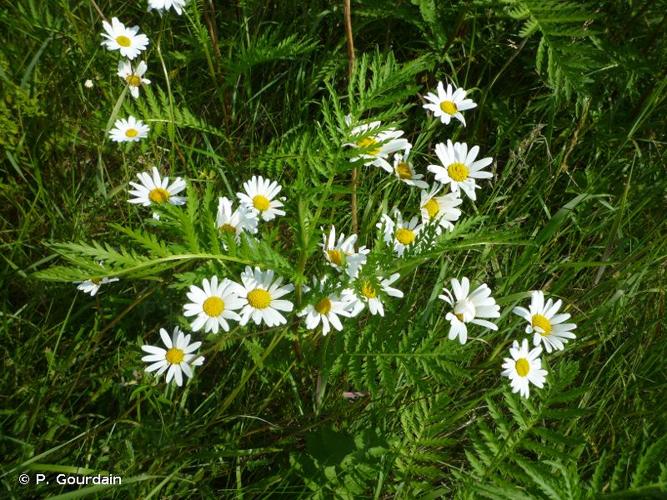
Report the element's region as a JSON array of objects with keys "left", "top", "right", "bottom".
[{"left": 1, "top": 0, "right": 666, "bottom": 498}]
